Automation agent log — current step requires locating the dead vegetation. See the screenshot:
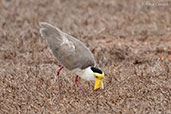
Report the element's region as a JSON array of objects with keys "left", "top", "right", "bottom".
[{"left": 0, "top": 0, "right": 171, "bottom": 113}]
